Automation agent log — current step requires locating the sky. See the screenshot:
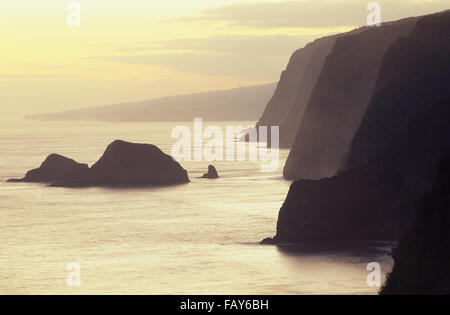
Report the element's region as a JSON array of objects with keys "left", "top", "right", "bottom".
[{"left": 0, "top": 0, "right": 449, "bottom": 118}]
